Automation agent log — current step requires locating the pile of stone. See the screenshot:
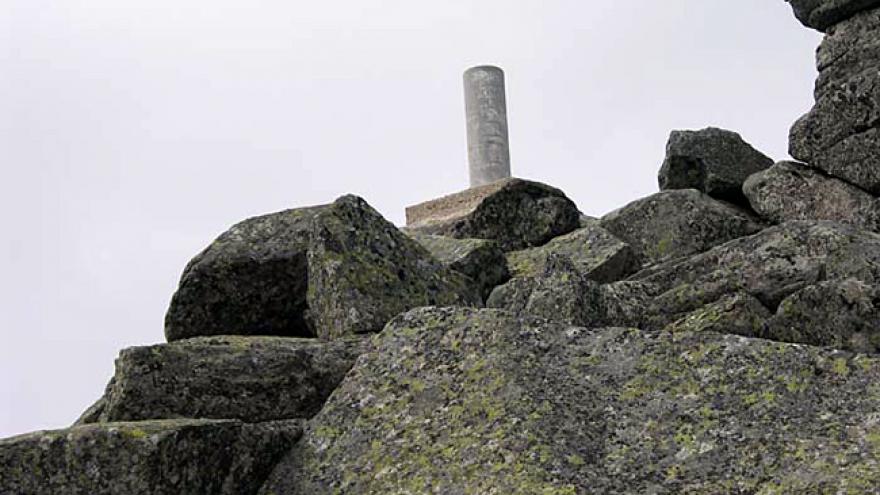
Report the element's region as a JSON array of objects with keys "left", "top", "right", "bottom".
[{"left": 4, "top": 1, "right": 880, "bottom": 493}]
